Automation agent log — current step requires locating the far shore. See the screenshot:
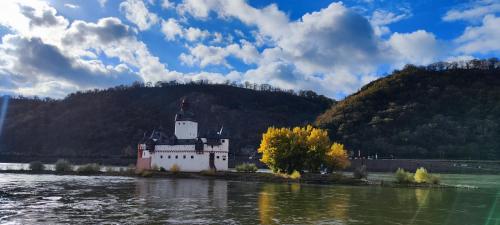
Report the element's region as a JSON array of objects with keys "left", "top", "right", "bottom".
[{"left": 0, "top": 169, "right": 468, "bottom": 189}]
